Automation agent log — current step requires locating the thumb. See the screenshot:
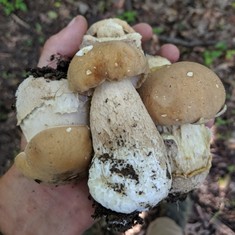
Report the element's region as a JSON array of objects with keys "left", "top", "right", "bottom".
[{"left": 37, "top": 15, "right": 88, "bottom": 68}]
